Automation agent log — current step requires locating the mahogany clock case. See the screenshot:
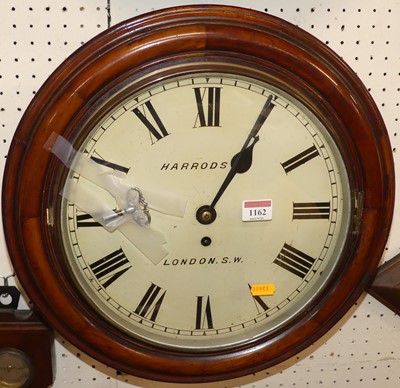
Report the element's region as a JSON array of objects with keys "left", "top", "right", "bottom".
[{"left": 1, "top": 5, "right": 394, "bottom": 382}]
